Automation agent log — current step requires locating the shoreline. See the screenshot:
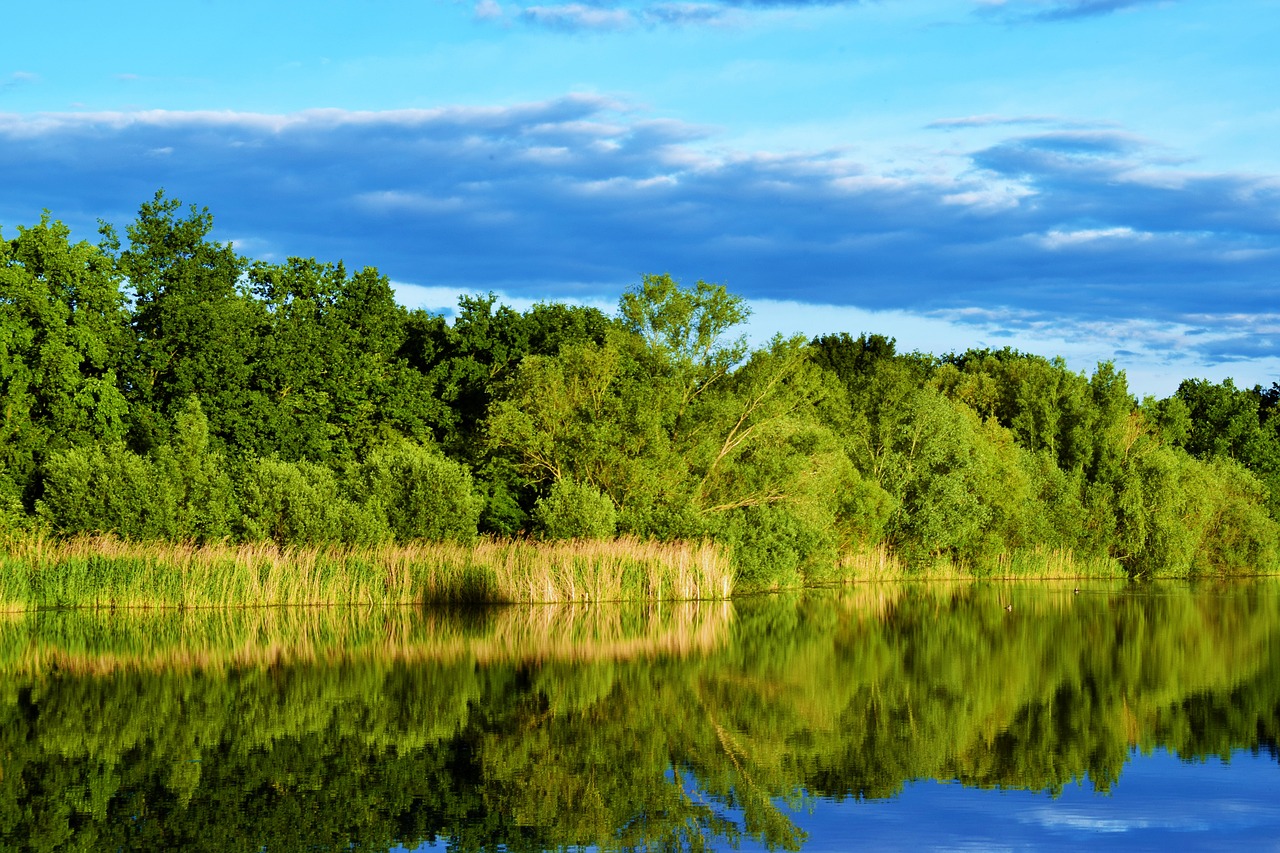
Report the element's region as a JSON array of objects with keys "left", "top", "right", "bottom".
[{"left": 3, "top": 534, "right": 1267, "bottom": 611}]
